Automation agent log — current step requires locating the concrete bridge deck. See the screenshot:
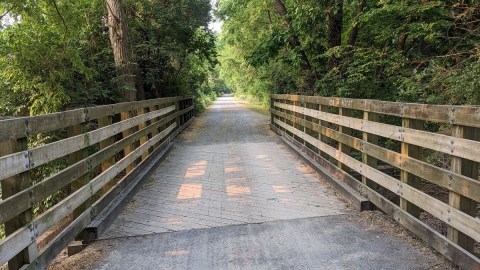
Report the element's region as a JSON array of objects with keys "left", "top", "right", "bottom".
[{"left": 50, "top": 96, "right": 453, "bottom": 269}]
